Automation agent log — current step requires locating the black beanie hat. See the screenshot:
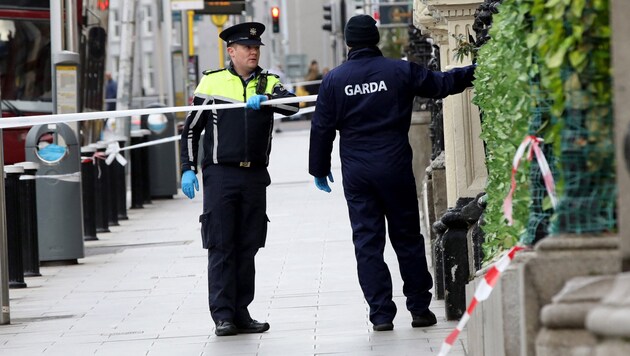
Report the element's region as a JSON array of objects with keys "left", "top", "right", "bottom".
[{"left": 344, "top": 15, "right": 380, "bottom": 47}]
